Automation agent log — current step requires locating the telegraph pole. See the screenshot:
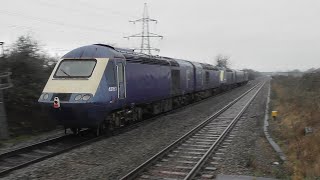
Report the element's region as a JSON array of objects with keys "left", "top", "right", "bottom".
[
  {"left": 124, "top": 3, "right": 163, "bottom": 55},
  {"left": 0, "top": 42, "right": 4, "bottom": 57},
  {"left": 0, "top": 72, "right": 12, "bottom": 139},
  {"left": 0, "top": 41, "right": 12, "bottom": 139}
]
